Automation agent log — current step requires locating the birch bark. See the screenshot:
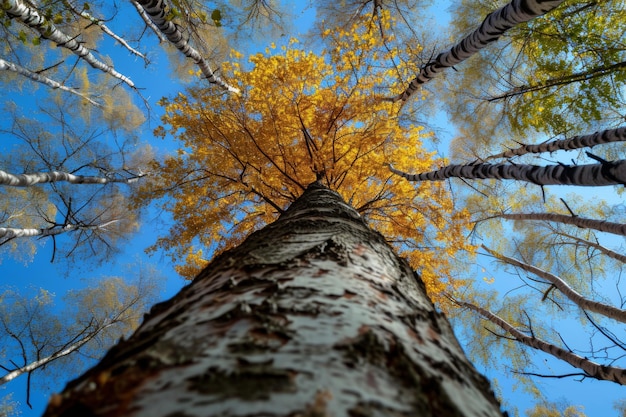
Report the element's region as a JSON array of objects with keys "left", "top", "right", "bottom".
[
  {"left": 391, "top": 0, "right": 565, "bottom": 102},
  {"left": 2, "top": 0, "right": 135, "bottom": 88},
  {"left": 0, "top": 58, "right": 101, "bottom": 106},
  {"left": 482, "top": 245, "right": 626, "bottom": 323},
  {"left": 457, "top": 300, "right": 626, "bottom": 384},
  {"left": 0, "top": 169, "right": 144, "bottom": 187},
  {"left": 43, "top": 182, "right": 504, "bottom": 417},
  {"left": 134, "top": 0, "right": 240, "bottom": 94},
  {"left": 389, "top": 159, "right": 626, "bottom": 186},
  {"left": 485, "top": 127, "right": 626, "bottom": 161},
  {"left": 498, "top": 212, "right": 626, "bottom": 237},
  {"left": 0, "top": 220, "right": 120, "bottom": 241}
]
